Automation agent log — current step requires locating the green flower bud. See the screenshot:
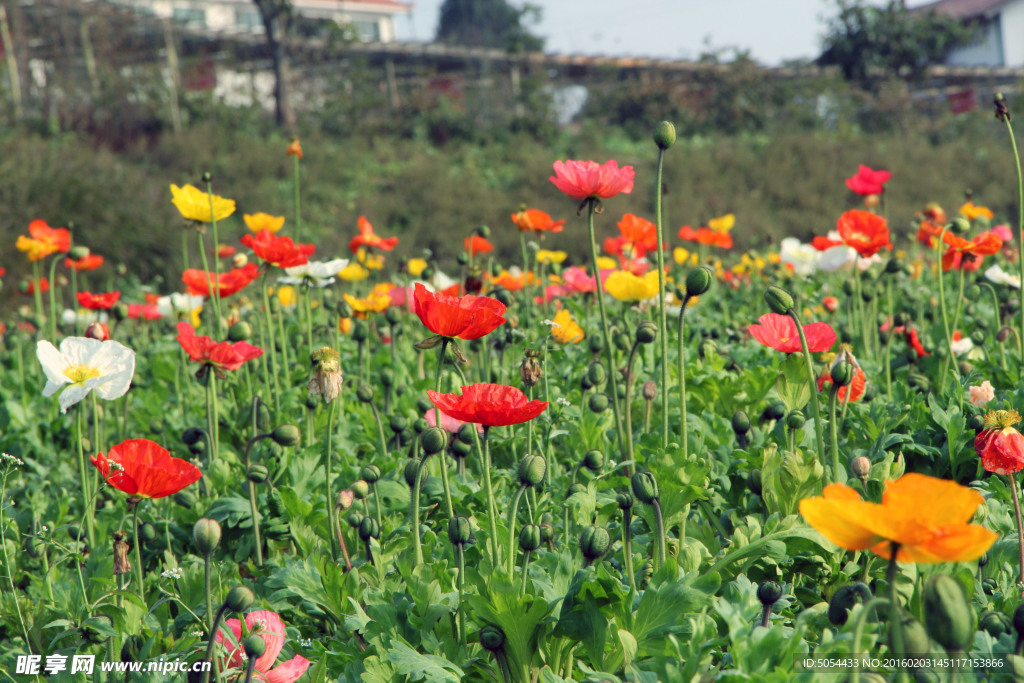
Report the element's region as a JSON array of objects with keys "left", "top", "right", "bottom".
[
  {"left": 757, "top": 581, "right": 782, "bottom": 606},
  {"left": 579, "top": 525, "right": 611, "bottom": 562},
  {"left": 192, "top": 519, "right": 222, "bottom": 555},
  {"left": 456, "top": 423, "right": 478, "bottom": 444},
  {"left": 448, "top": 516, "right": 472, "bottom": 545},
  {"left": 614, "top": 331, "right": 632, "bottom": 352},
  {"left": 479, "top": 625, "right": 506, "bottom": 652},
  {"left": 588, "top": 393, "right": 610, "bottom": 413},
  {"left": 451, "top": 439, "right": 473, "bottom": 457},
  {"left": 950, "top": 217, "right": 971, "bottom": 234},
  {"left": 456, "top": 252, "right": 469, "bottom": 266},
  {"left": 247, "top": 464, "right": 269, "bottom": 483},
  {"left": 421, "top": 427, "right": 448, "bottom": 455},
  {"left": 586, "top": 362, "right": 607, "bottom": 385},
  {"left": 224, "top": 586, "right": 256, "bottom": 613},
  {"left": 587, "top": 334, "right": 605, "bottom": 354},
  {"left": 389, "top": 415, "right": 408, "bottom": 433},
  {"left": 979, "top": 610, "right": 1012, "bottom": 638},
  {"left": 519, "top": 524, "right": 543, "bottom": 552},
  {"left": 583, "top": 449, "right": 604, "bottom": 472},
  {"left": 540, "top": 522, "right": 555, "bottom": 544},
  {"left": 254, "top": 404, "right": 271, "bottom": 433},
  {"left": 352, "top": 321, "right": 369, "bottom": 342},
  {"left": 182, "top": 427, "right": 205, "bottom": 446},
  {"left": 271, "top": 424, "right": 301, "bottom": 447},
  {"left": 747, "top": 469, "right": 762, "bottom": 496},
  {"left": 518, "top": 454, "right": 547, "bottom": 487},
  {"left": 786, "top": 411, "right": 805, "bottom": 430},
  {"left": 631, "top": 471, "right": 660, "bottom": 504},
  {"left": 685, "top": 266, "right": 713, "bottom": 296},
  {"left": 764, "top": 401, "right": 787, "bottom": 422},
  {"left": 1013, "top": 604, "right": 1024, "bottom": 635},
  {"left": 149, "top": 420, "right": 164, "bottom": 435},
  {"left": 616, "top": 492, "right": 634, "bottom": 510},
  {"left": 831, "top": 361, "right": 853, "bottom": 387},
  {"left": 635, "top": 321, "right": 658, "bottom": 345},
  {"left": 923, "top": 575, "right": 974, "bottom": 651},
  {"left": 385, "top": 307, "right": 402, "bottom": 325},
  {"left": 112, "top": 302, "right": 129, "bottom": 321},
  {"left": 653, "top": 120, "right": 676, "bottom": 149},
  {"left": 358, "top": 517, "right": 380, "bottom": 541},
  {"left": 227, "top": 321, "right": 253, "bottom": 342},
  {"left": 335, "top": 298, "right": 354, "bottom": 318},
  {"left": 404, "top": 460, "right": 421, "bottom": 487},
  {"left": 140, "top": 523, "right": 158, "bottom": 543},
  {"left": 885, "top": 258, "right": 901, "bottom": 274},
  {"left": 360, "top": 465, "right": 381, "bottom": 484},
  {"left": 352, "top": 480, "right": 370, "bottom": 499},
  {"left": 356, "top": 385, "right": 374, "bottom": 403},
  {"left": 491, "top": 288, "right": 513, "bottom": 307},
  {"left": 764, "top": 286, "right": 794, "bottom": 315},
  {"left": 892, "top": 615, "right": 932, "bottom": 658},
  {"left": 731, "top": 410, "right": 750, "bottom": 434},
  {"left": 243, "top": 635, "right": 266, "bottom": 659},
  {"left": 566, "top": 483, "right": 587, "bottom": 499},
  {"left": 347, "top": 511, "right": 365, "bottom": 528},
  {"left": 188, "top": 439, "right": 207, "bottom": 455},
  {"left": 828, "top": 583, "right": 872, "bottom": 626},
  {"left": 174, "top": 490, "right": 197, "bottom": 509},
  {"left": 380, "top": 367, "right": 395, "bottom": 387},
  {"left": 413, "top": 417, "right": 429, "bottom": 434},
  {"left": 69, "top": 245, "right": 91, "bottom": 260}
]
